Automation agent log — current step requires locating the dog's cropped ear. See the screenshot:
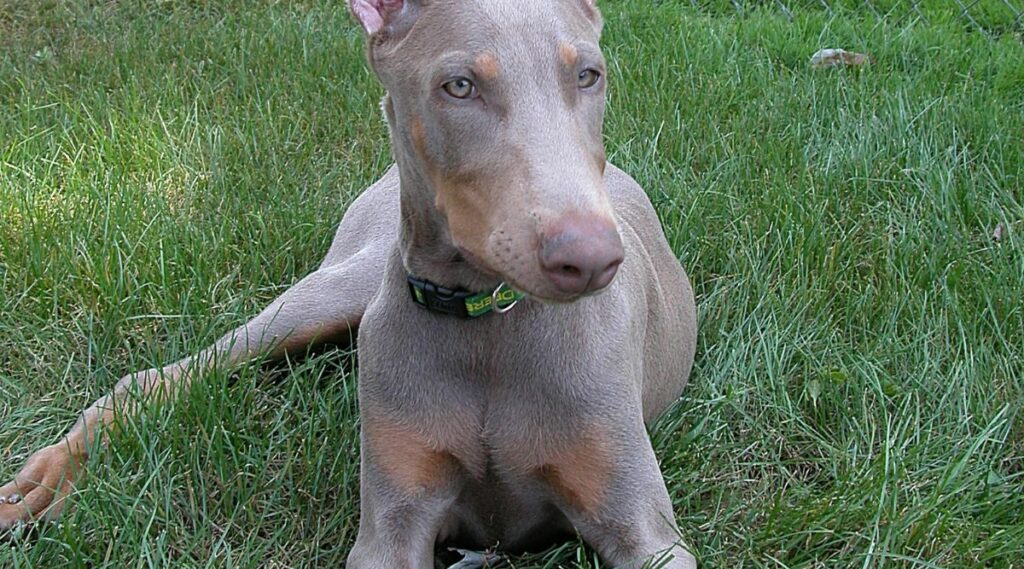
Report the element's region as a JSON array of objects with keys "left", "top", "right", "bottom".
[
  {"left": 350, "top": 0, "right": 419, "bottom": 38},
  {"left": 574, "top": 0, "right": 603, "bottom": 30}
]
